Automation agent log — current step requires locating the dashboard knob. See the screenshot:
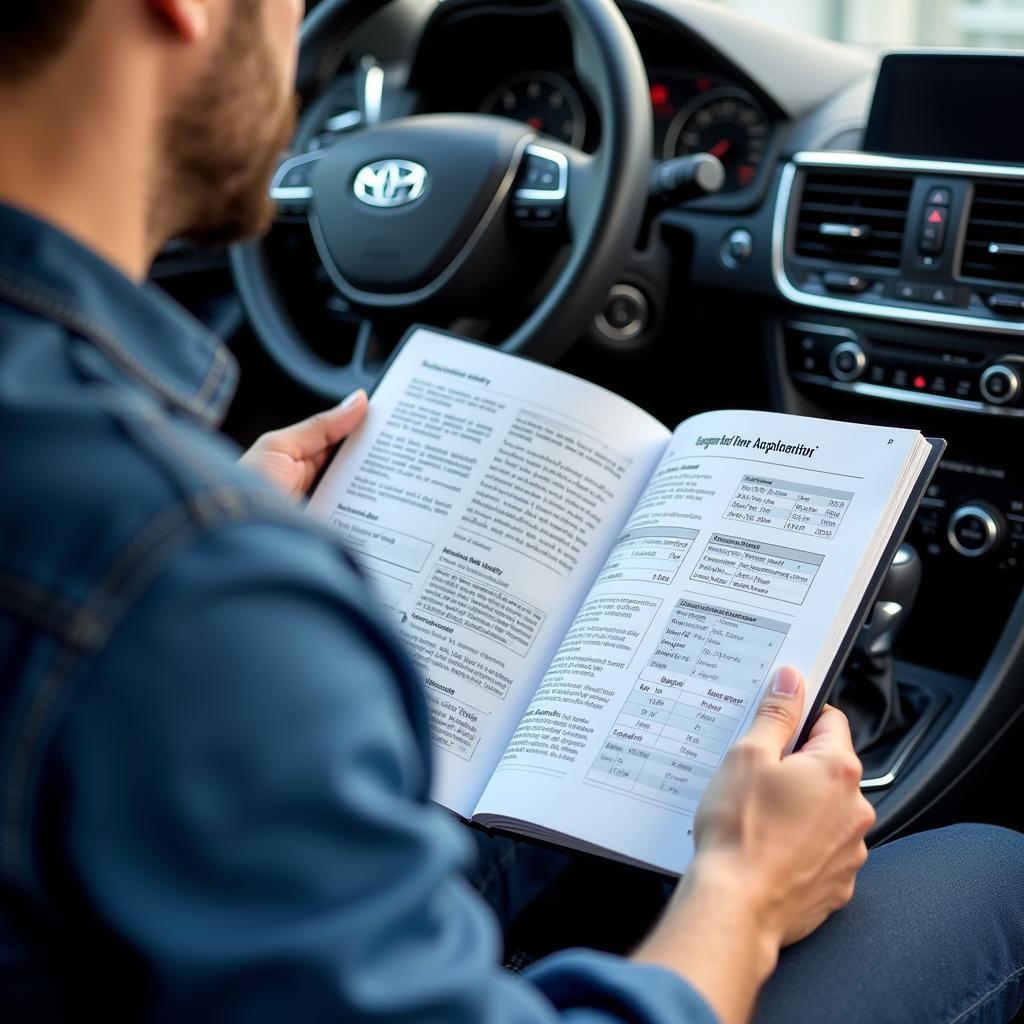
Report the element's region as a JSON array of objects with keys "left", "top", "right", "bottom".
[
  {"left": 828, "top": 340, "right": 866, "bottom": 382},
  {"left": 979, "top": 363, "right": 1021, "bottom": 406},
  {"left": 947, "top": 502, "right": 1004, "bottom": 558}
]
